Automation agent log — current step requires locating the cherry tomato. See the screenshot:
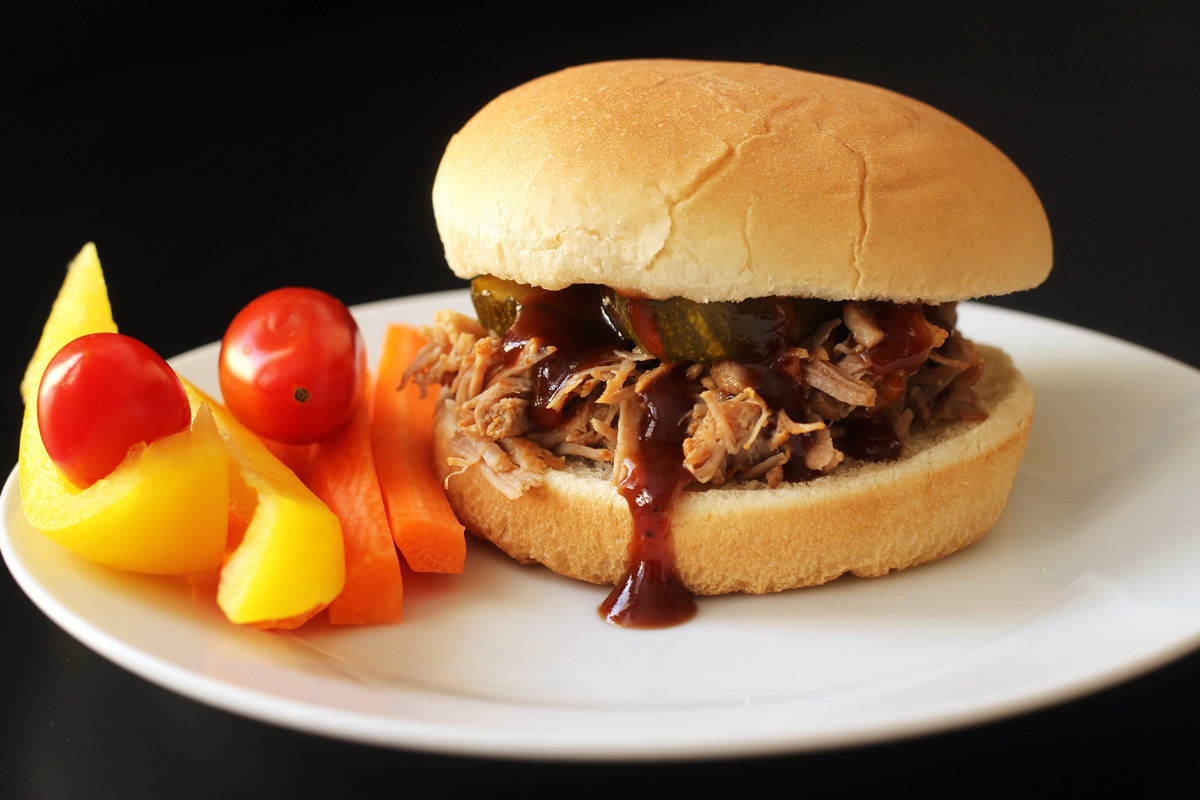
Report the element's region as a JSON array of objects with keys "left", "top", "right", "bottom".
[
  {"left": 219, "top": 287, "right": 365, "bottom": 444},
  {"left": 38, "top": 333, "right": 192, "bottom": 488}
]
